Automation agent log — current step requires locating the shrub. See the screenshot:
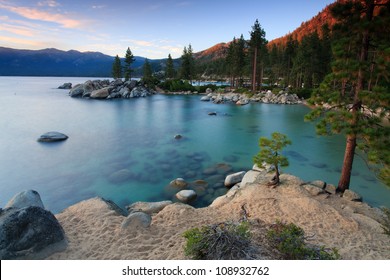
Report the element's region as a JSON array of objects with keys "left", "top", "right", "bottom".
[
  {"left": 183, "top": 221, "right": 255, "bottom": 260},
  {"left": 289, "top": 88, "right": 313, "bottom": 99},
  {"left": 266, "top": 221, "right": 340, "bottom": 260},
  {"left": 158, "top": 79, "right": 194, "bottom": 92}
]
